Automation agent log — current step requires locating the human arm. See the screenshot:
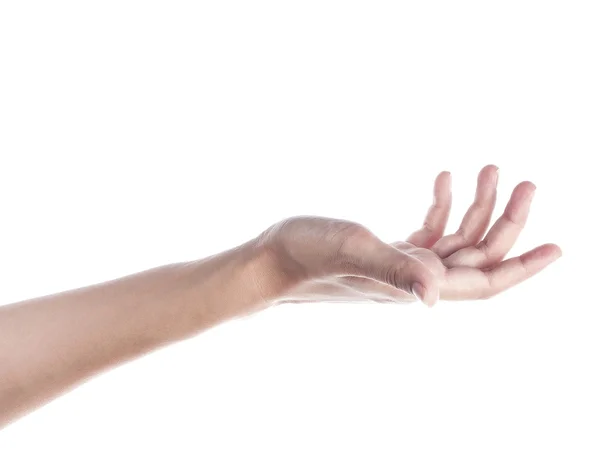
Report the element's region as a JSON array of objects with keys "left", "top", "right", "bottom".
[{"left": 0, "top": 165, "right": 561, "bottom": 428}]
